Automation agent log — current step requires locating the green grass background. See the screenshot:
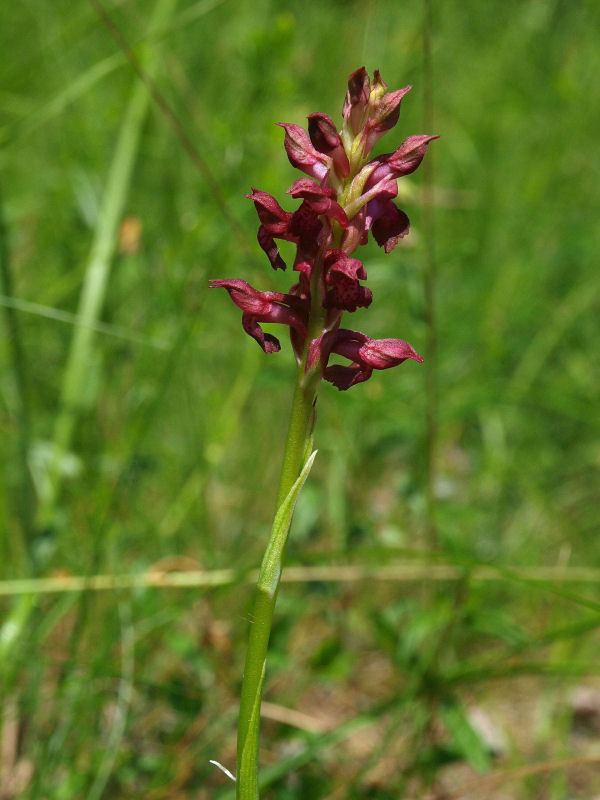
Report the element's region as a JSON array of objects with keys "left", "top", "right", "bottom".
[{"left": 1, "top": 0, "right": 599, "bottom": 797}]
